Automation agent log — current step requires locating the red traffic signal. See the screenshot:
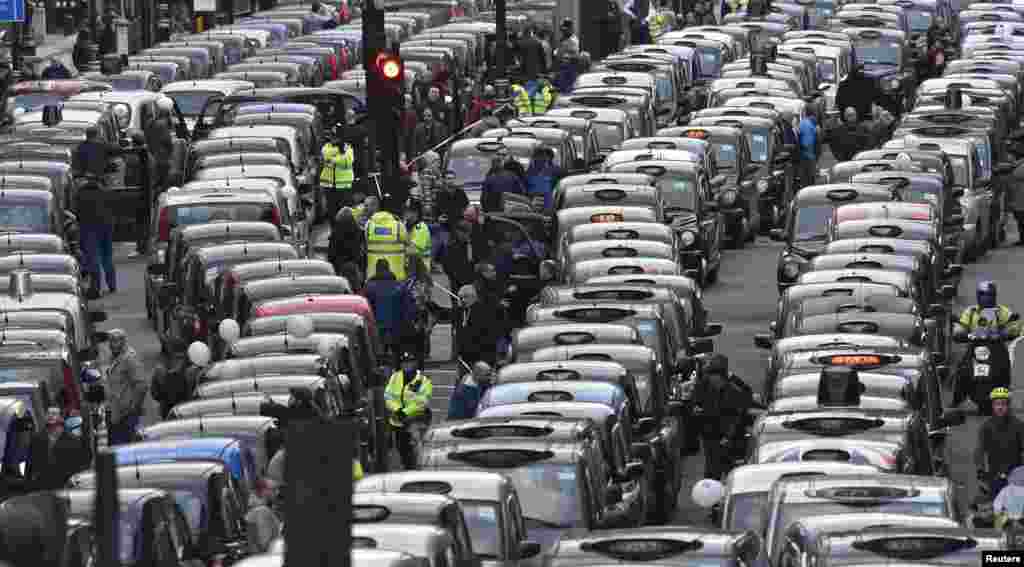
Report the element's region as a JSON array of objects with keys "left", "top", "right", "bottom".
[{"left": 375, "top": 52, "right": 403, "bottom": 82}]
